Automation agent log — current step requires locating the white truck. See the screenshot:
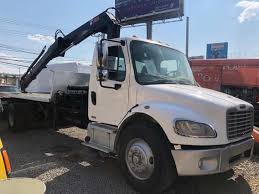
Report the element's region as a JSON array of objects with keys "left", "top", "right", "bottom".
[{"left": 2, "top": 9, "right": 255, "bottom": 193}]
